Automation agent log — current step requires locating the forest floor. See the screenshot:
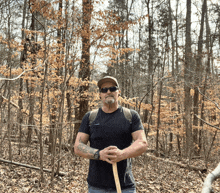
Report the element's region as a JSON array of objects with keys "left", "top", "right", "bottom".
[
  {"left": 0, "top": 141, "right": 220, "bottom": 193},
  {"left": 0, "top": 150, "right": 220, "bottom": 193}
]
